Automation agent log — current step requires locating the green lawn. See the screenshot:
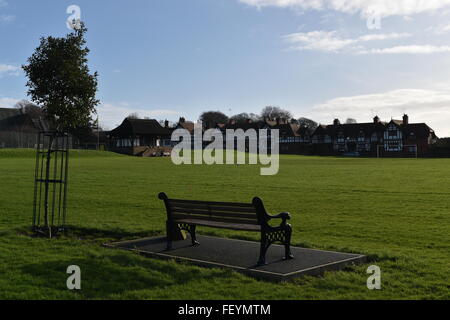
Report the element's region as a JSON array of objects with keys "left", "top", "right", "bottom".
[{"left": 0, "top": 149, "right": 449, "bottom": 299}]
